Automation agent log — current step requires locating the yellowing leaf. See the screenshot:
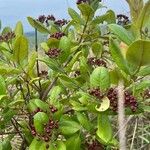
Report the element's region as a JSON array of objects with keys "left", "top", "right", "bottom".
[{"left": 95, "top": 97, "right": 110, "bottom": 112}]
